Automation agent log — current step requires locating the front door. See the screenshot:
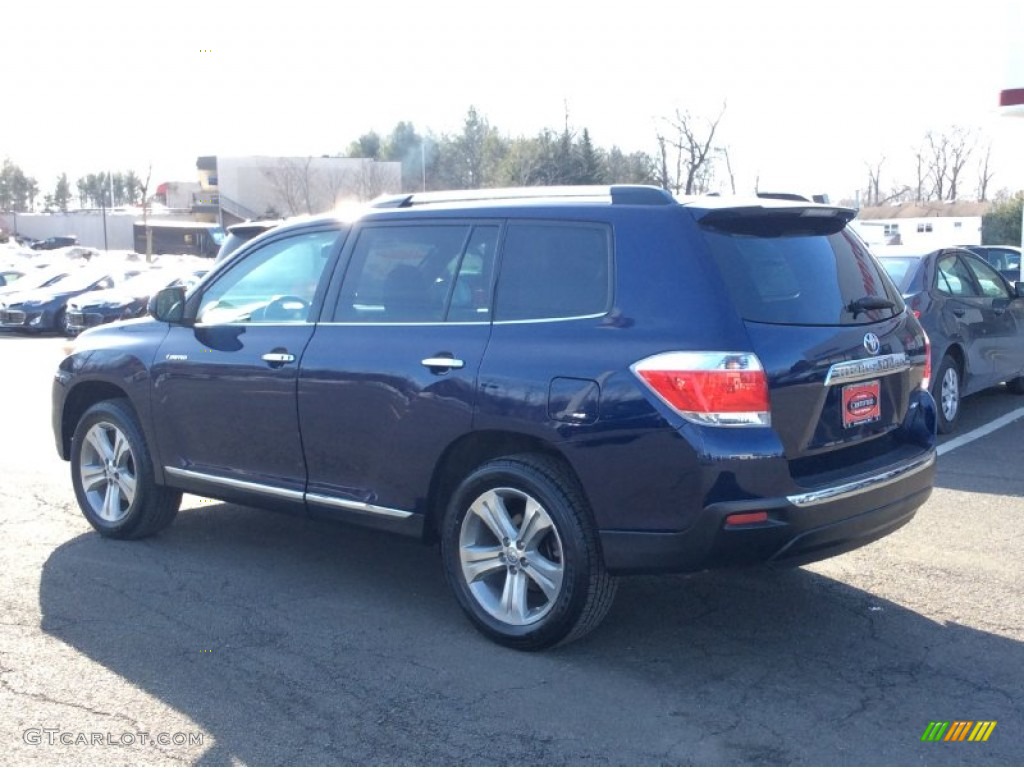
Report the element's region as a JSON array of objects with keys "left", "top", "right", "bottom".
[{"left": 151, "top": 226, "right": 343, "bottom": 503}]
